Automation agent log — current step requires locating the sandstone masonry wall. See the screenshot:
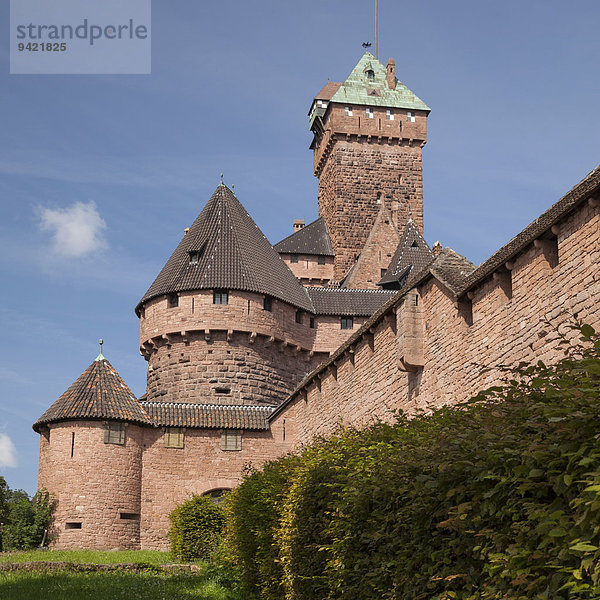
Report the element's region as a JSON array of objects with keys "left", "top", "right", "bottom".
[
  {"left": 139, "top": 427, "right": 293, "bottom": 550},
  {"left": 273, "top": 198, "right": 600, "bottom": 445},
  {"left": 38, "top": 421, "right": 143, "bottom": 550}
]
